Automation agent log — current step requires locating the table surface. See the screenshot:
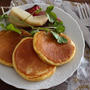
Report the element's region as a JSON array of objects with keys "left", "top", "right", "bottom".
[{"left": 0, "top": 0, "right": 90, "bottom": 90}]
